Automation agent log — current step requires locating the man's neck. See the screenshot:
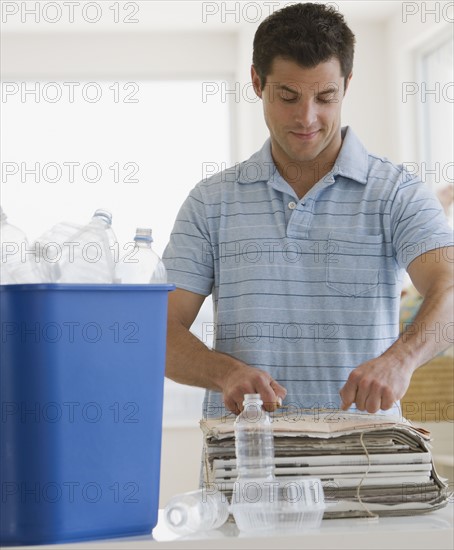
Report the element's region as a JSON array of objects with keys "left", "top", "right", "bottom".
[{"left": 272, "top": 132, "right": 343, "bottom": 200}]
